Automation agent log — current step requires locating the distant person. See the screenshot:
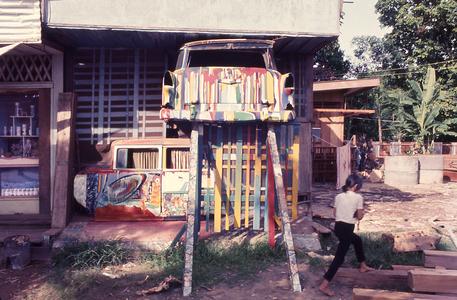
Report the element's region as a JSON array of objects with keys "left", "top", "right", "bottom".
[
  {"left": 319, "top": 174, "right": 373, "bottom": 297},
  {"left": 359, "top": 142, "right": 367, "bottom": 172},
  {"left": 354, "top": 144, "right": 361, "bottom": 171}
]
